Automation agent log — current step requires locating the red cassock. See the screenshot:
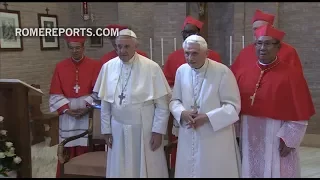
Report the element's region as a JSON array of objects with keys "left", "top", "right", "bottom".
[
  {"left": 163, "top": 48, "right": 221, "bottom": 170},
  {"left": 99, "top": 49, "right": 148, "bottom": 67},
  {"left": 233, "top": 57, "right": 315, "bottom": 121},
  {"left": 231, "top": 42, "right": 303, "bottom": 75},
  {"left": 163, "top": 48, "right": 222, "bottom": 87},
  {"left": 50, "top": 57, "right": 99, "bottom": 106},
  {"left": 49, "top": 57, "right": 105, "bottom": 177}
]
